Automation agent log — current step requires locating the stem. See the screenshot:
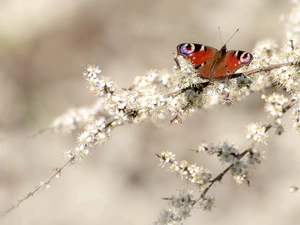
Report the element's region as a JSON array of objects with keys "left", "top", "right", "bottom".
[
  {"left": 243, "top": 62, "right": 294, "bottom": 76},
  {"left": 5, "top": 155, "right": 75, "bottom": 214}
]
